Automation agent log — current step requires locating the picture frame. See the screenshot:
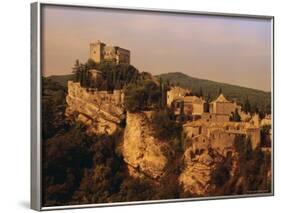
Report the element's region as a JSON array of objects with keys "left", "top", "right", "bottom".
[{"left": 31, "top": 1, "right": 274, "bottom": 211}]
